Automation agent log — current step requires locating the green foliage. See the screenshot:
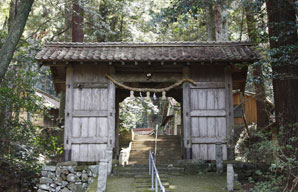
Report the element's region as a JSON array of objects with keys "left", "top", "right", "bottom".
[
  {"left": 0, "top": 35, "right": 62, "bottom": 190},
  {"left": 237, "top": 124, "right": 298, "bottom": 191},
  {"left": 119, "top": 97, "right": 159, "bottom": 132}
]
